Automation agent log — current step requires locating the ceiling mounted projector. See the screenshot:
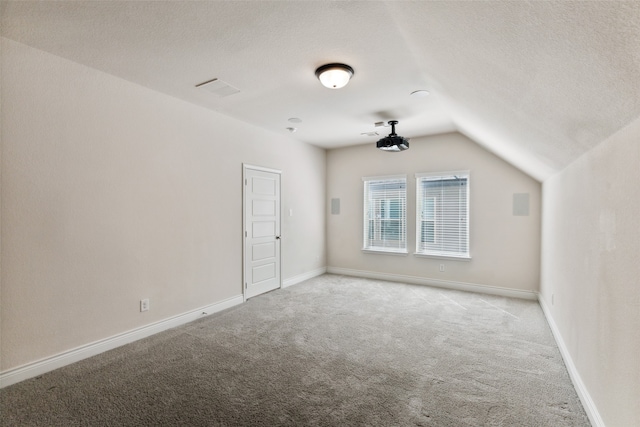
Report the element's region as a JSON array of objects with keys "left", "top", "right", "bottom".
[{"left": 376, "top": 121, "right": 409, "bottom": 152}]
